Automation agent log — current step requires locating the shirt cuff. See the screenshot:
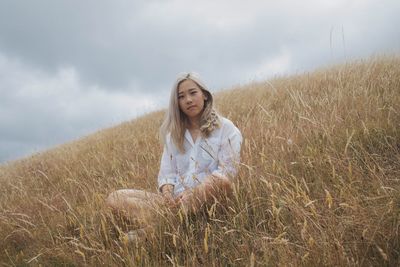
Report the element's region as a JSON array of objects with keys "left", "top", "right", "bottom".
[
  {"left": 211, "top": 170, "right": 229, "bottom": 179},
  {"left": 158, "top": 178, "right": 176, "bottom": 192}
]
